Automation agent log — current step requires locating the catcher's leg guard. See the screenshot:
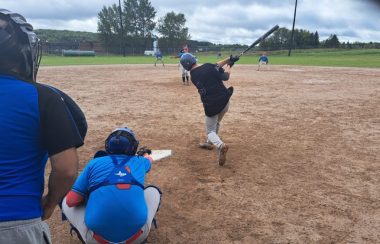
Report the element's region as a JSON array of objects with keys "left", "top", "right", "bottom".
[
  {"left": 61, "top": 197, "right": 93, "bottom": 243},
  {"left": 133, "top": 186, "right": 162, "bottom": 244}
]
